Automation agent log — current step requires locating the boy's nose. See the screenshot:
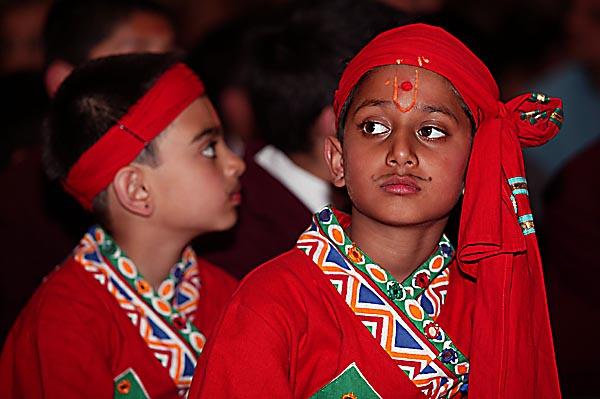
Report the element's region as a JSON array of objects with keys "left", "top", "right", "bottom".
[
  {"left": 385, "top": 131, "right": 418, "bottom": 168},
  {"left": 226, "top": 149, "right": 245, "bottom": 177}
]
